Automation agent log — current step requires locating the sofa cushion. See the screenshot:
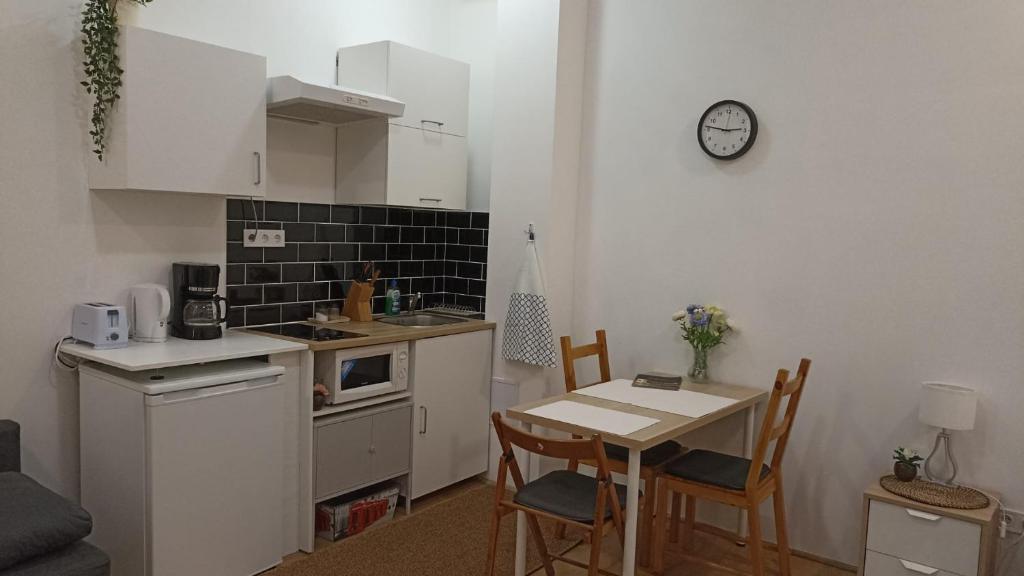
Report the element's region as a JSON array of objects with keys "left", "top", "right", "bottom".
[
  {"left": 2, "top": 541, "right": 109, "bottom": 576},
  {"left": 0, "top": 472, "right": 93, "bottom": 570}
]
